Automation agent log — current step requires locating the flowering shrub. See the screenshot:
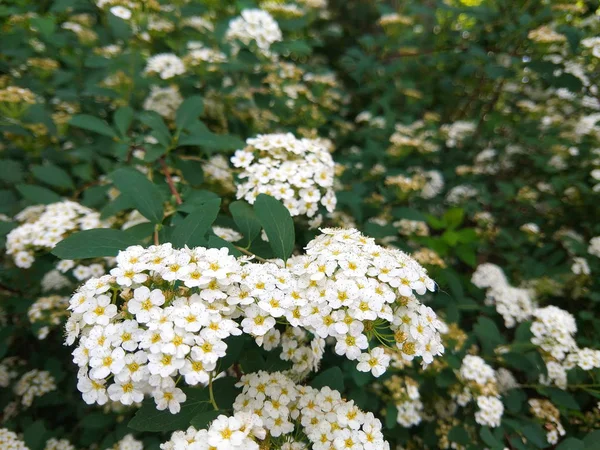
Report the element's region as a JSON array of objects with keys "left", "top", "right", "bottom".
[{"left": 1, "top": 1, "right": 600, "bottom": 449}]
